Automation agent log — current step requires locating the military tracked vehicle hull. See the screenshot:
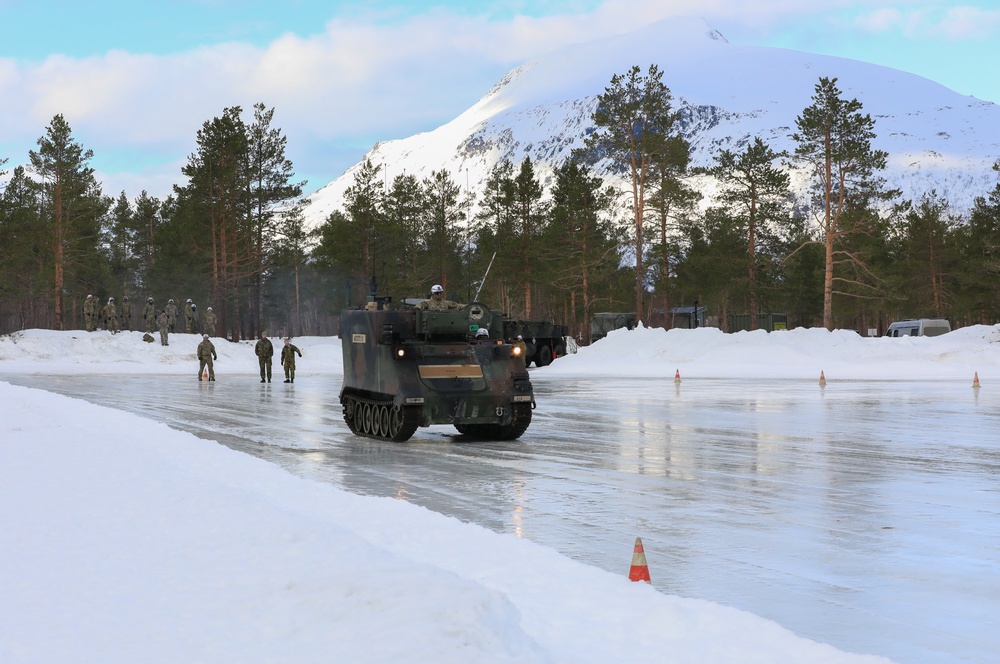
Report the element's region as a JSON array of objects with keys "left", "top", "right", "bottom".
[{"left": 339, "top": 303, "right": 534, "bottom": 442}]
